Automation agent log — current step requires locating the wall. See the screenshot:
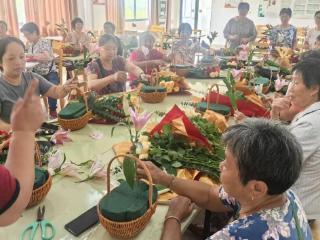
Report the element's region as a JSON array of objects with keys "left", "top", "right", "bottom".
[
  {"left": 77, "top": 0, "right": 93, "bottom": 30},
  {"left": 210, "top": 0, "right": 315, "bottom": 46},
  {"left": 92, "top": 4, "right": 106, "bottom": 31}
]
